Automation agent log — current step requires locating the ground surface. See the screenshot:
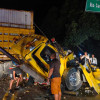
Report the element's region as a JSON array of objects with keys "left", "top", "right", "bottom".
[{"left": 0, "top": 76, "right": 100, "bottom": 100}]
